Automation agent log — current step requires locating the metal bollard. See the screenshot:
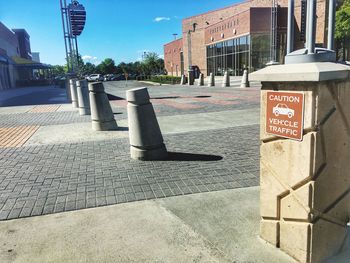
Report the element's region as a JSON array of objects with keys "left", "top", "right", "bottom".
[
  {"left": 127, "top": 87, "right": 167, "bottom": 160},
  {"left": 76, "top": 79, "right": 91, "bottom": 116},
  {"left": 88, "top": 82, "right": 118, "bottom": 131},
  {"left": 69, "top": 78, "right": 79, "bottom": 108}
]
